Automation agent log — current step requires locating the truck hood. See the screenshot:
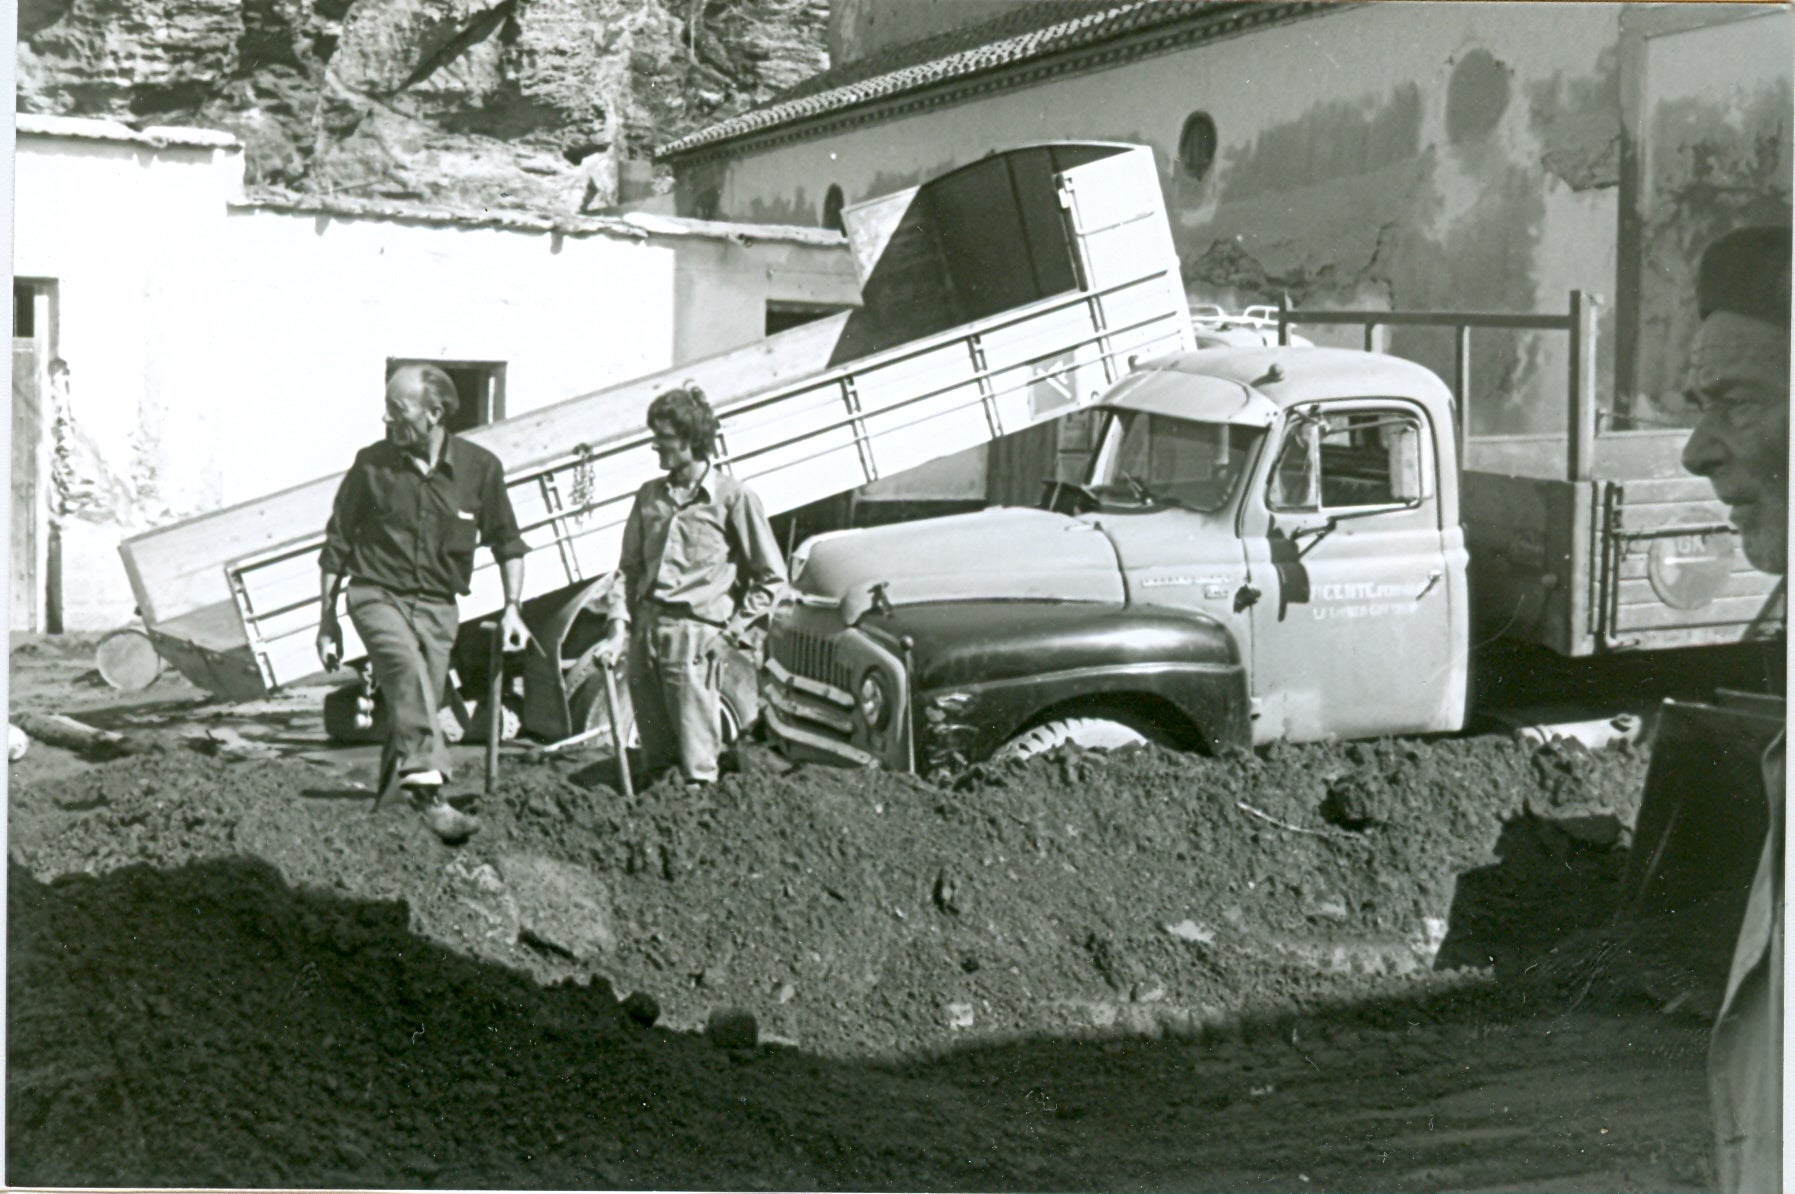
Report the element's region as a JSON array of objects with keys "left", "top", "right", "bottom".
[{"left": 792, "top": 508, "right": 1124, "bottom": 624}]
